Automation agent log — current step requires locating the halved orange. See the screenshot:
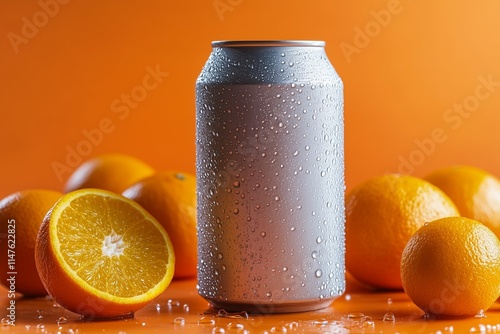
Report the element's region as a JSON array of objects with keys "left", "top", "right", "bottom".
[{"left": 35, "top": 188, "right": 175, "bottom": 319}]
